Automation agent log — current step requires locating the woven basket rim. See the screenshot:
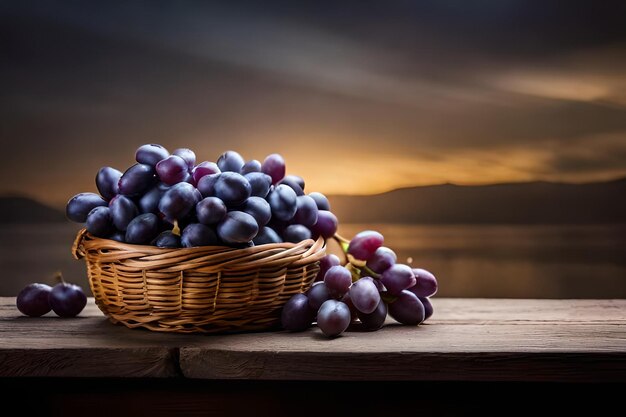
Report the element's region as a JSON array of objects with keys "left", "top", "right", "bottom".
[{"left": 72, "top": 228, "right": 326, "bottom": 264}]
